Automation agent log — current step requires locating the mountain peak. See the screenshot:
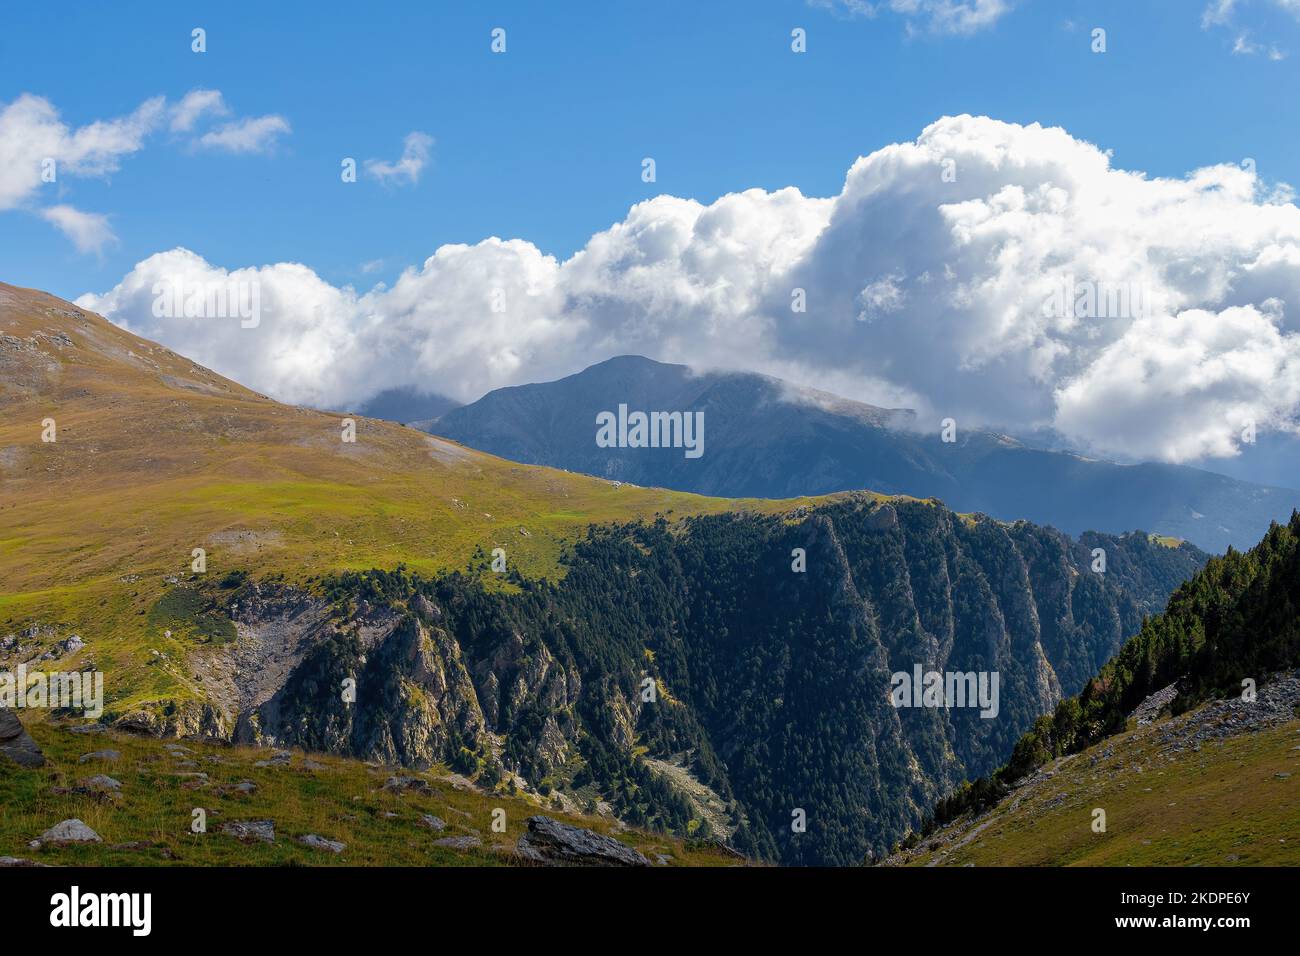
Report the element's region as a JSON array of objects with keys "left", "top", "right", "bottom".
[{"left": 430, "top": 356, "right": 1299, "bottom": 552}]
